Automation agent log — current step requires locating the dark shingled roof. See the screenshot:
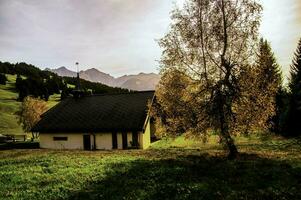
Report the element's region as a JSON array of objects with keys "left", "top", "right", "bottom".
[{"left": 32, "top": 91, "right": 155, "bottom": 133}]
